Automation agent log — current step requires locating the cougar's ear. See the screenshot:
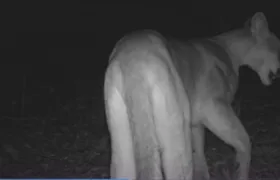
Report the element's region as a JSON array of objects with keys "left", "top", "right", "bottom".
[{"left": 250, "top": 12, "right": 269, "bottom": 40}]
